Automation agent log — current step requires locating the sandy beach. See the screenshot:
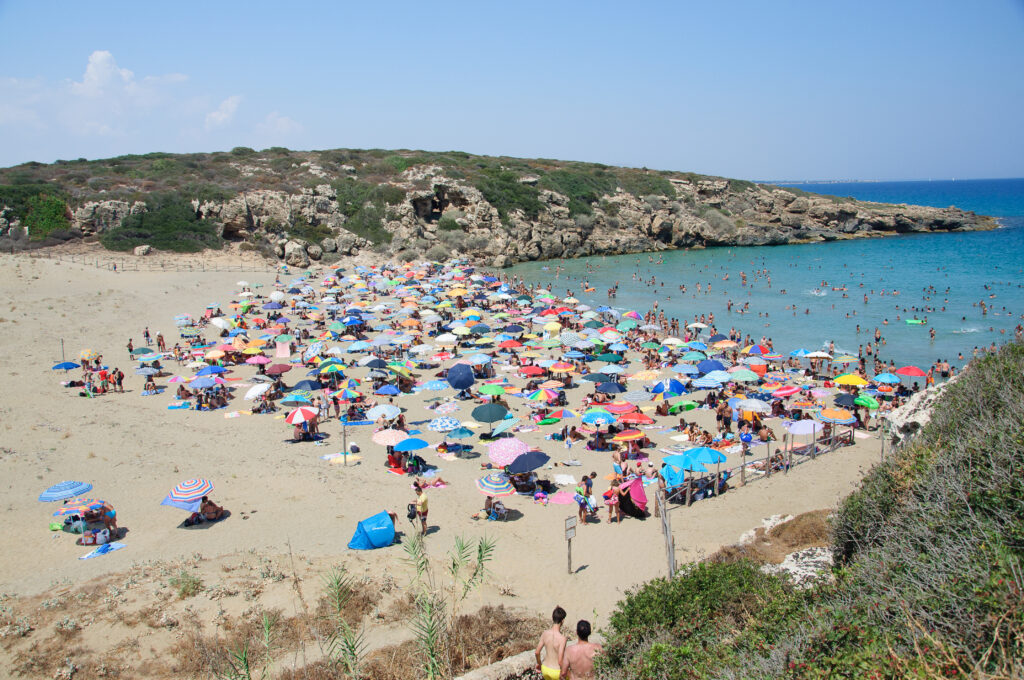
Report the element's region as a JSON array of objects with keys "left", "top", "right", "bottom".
[{"left": 0, "top": 249, "right": 885, "bottom": 676}]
